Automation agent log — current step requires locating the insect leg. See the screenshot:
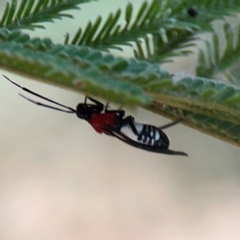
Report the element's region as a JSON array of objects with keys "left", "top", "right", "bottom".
[
  {"left": 101, "top": 101, "right": 125, "bottom": 117},
  {"left": 121, "top": 116, "right": 139, "bottom": 135},
  {"left": 158, "top": 119, "right": 183, "bottom": 130},
  {"left": 85, "top": 96, "right": 104, "bottom": 107},
  {"left": 84, "top": 96, "right": 104, "bottom": 112},
  {"left": 105, "top": 109, "right": 125, "bottom": 118}
]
